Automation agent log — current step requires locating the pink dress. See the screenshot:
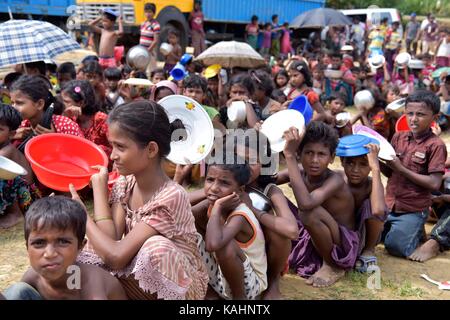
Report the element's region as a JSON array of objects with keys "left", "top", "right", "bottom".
[
  {"left": 281, "top": 29, "right": 292, "bottom": 54},
  {"left": 77, "top": 176, "right": 208, "bottom": 300}
]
